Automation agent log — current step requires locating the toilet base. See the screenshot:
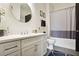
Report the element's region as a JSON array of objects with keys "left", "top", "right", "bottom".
[{"left": 47, "top": 45, "right": 53, "bottom": 50}]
